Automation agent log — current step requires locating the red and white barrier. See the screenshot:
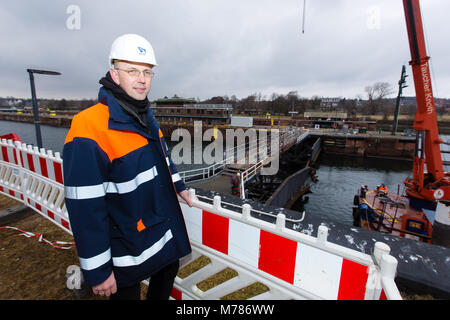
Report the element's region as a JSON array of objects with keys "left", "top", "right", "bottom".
[
  {"left": 176, "top": 189, "right": 401, "bottom": 300},
  {"left": 0, "top": 138, "right": 71, "bottom": 234},
  {"left": 0, "top": 139, "right": 24, "bottom": 202},
  {"left": 17, "top": 143, "right": 64, "bottom": 184}
]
